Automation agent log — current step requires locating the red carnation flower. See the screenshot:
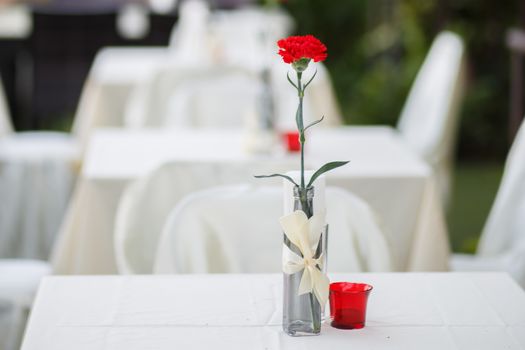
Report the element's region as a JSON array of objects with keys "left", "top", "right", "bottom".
[{"left": 277, "top": 35, "right": 327, "bottom": 71}]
